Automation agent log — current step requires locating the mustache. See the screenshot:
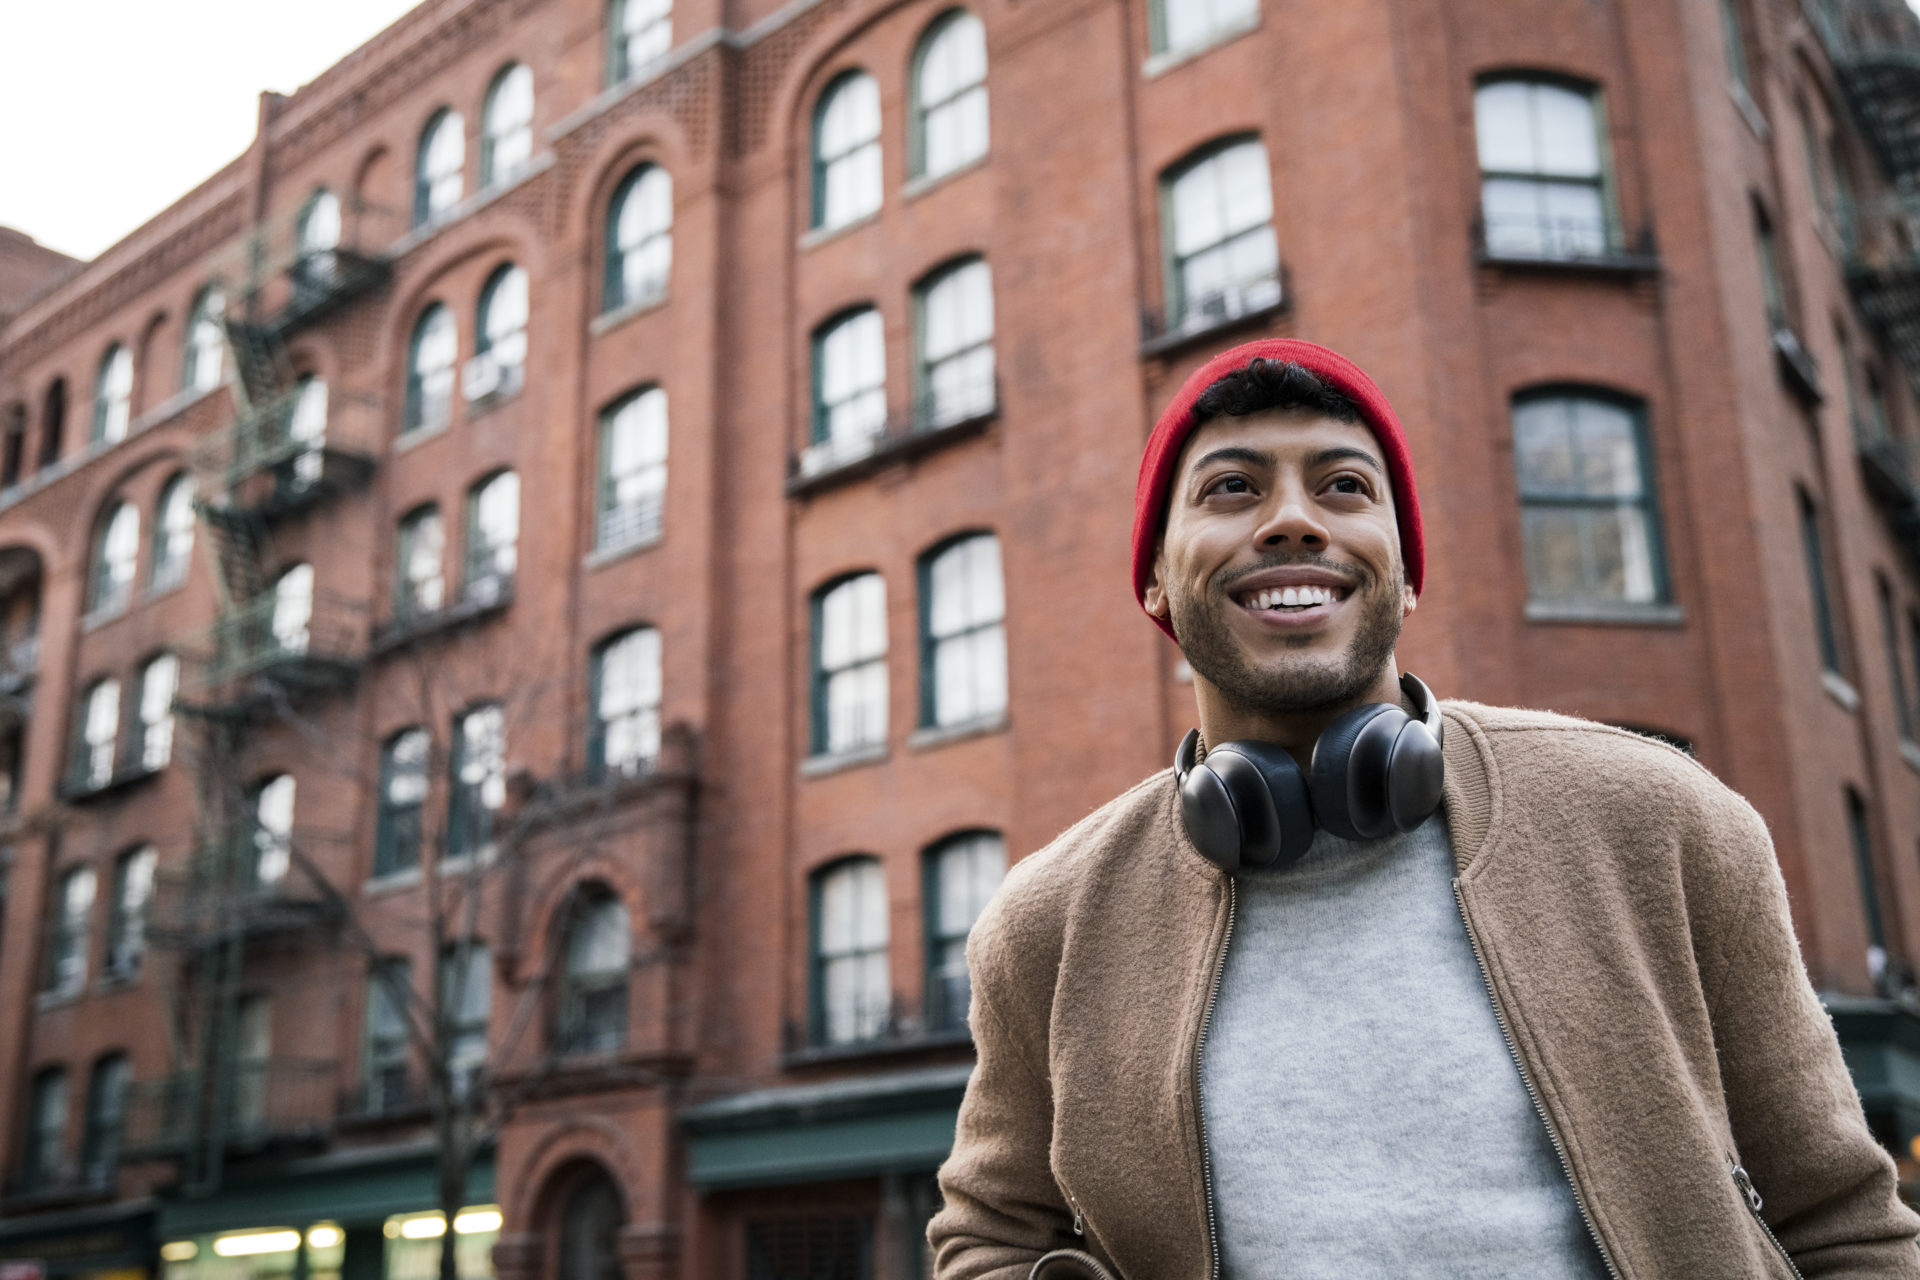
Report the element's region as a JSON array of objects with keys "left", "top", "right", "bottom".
[{"left": 1215, "top": 554, "right": 1373, "bottom": 594}]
